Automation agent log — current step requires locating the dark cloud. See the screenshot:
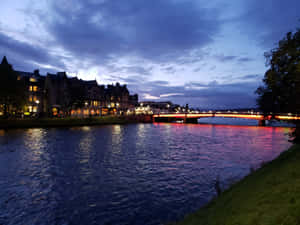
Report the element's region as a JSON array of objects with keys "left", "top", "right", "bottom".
[
  {"left": 241, "top": 74, "right": 261, "bottom": 80},
  {"left": 238, "top": 57, "right": 253, "bottom": 62},
  {"left": 0, "top": 31, "right": 65, "bottom": 73},
  {"left": 42, "top": 0, "right": 221, "bottom": 64},
  {"left": 216, "top": 74, "right": 262, "bottom": 82},
  {"left": 108, "top": 65, "right": 153, "bottom": 76},
  {"left": 162, "top": 66, "right": 177, "bottom": 74},
  {"left": 241, "top": 0, "right": 300, "bottom": 48},
  {"left": 215, "top": 54, "right": 237, "bottom": 62},
  {"left": 117, "top": 75, "right": 260, "bottom": 109},
  {"left": 215, "top": 54, "right": 254, "bottom": 63}
]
